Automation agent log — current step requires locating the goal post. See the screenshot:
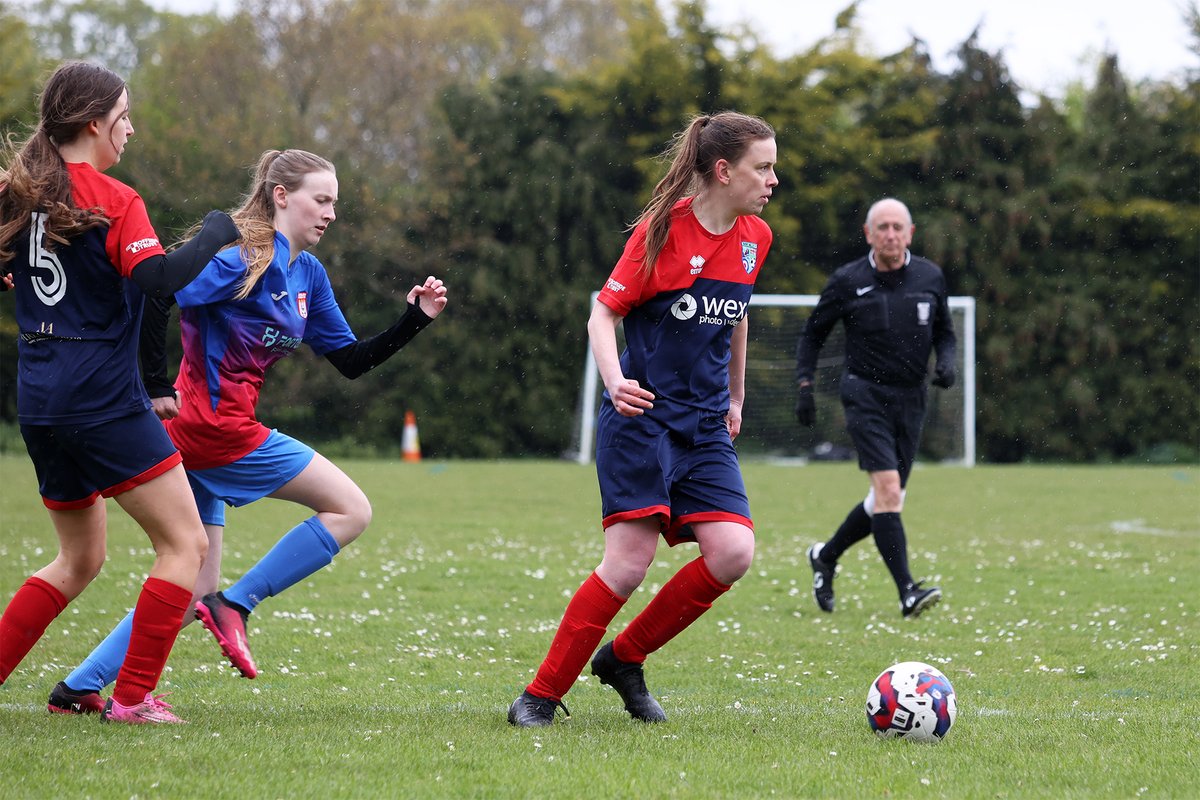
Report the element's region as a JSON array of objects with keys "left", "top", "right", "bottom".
[{"left": 570, "top": 293, "right": 975, "bottom": 466}]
